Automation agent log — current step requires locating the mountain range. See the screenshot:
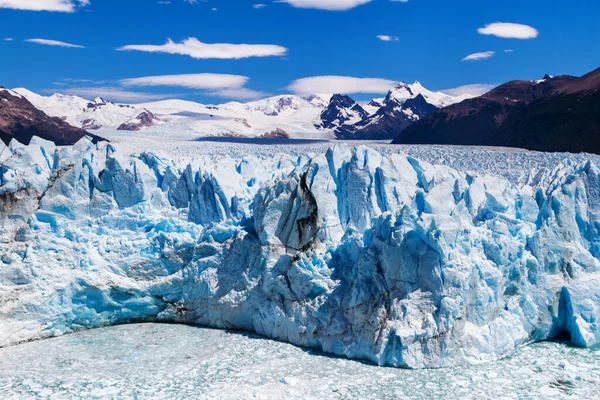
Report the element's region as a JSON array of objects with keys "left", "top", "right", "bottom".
[
  {"left": 1, "top": 82, "right": 470, "bottom": 145},
  {"left": 319, "top": 82, "right": 470, "bottom": 140},
  {"left": 3, "top": 66, "right": 599, "bottom": 154},
  {"left": 393, "top": 66, "right": 600, "bottom": 154}
]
